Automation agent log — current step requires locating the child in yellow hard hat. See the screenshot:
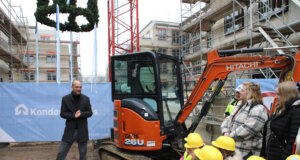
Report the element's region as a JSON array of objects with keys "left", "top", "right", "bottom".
[
  {"left": 247, "top": 155, "right": 266, "bottom": 160},
  {"left": 193, "top": 145, "right": 223, "bottom": 160},
  {"left": 286, "top": 154, "right": 300, "bottom": 160},
  {"left": 211, "top": 136, "right": 242, "bottom": 160},
  {"left": 180, "top": 133, "right": 205, "bottom": 160}
]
